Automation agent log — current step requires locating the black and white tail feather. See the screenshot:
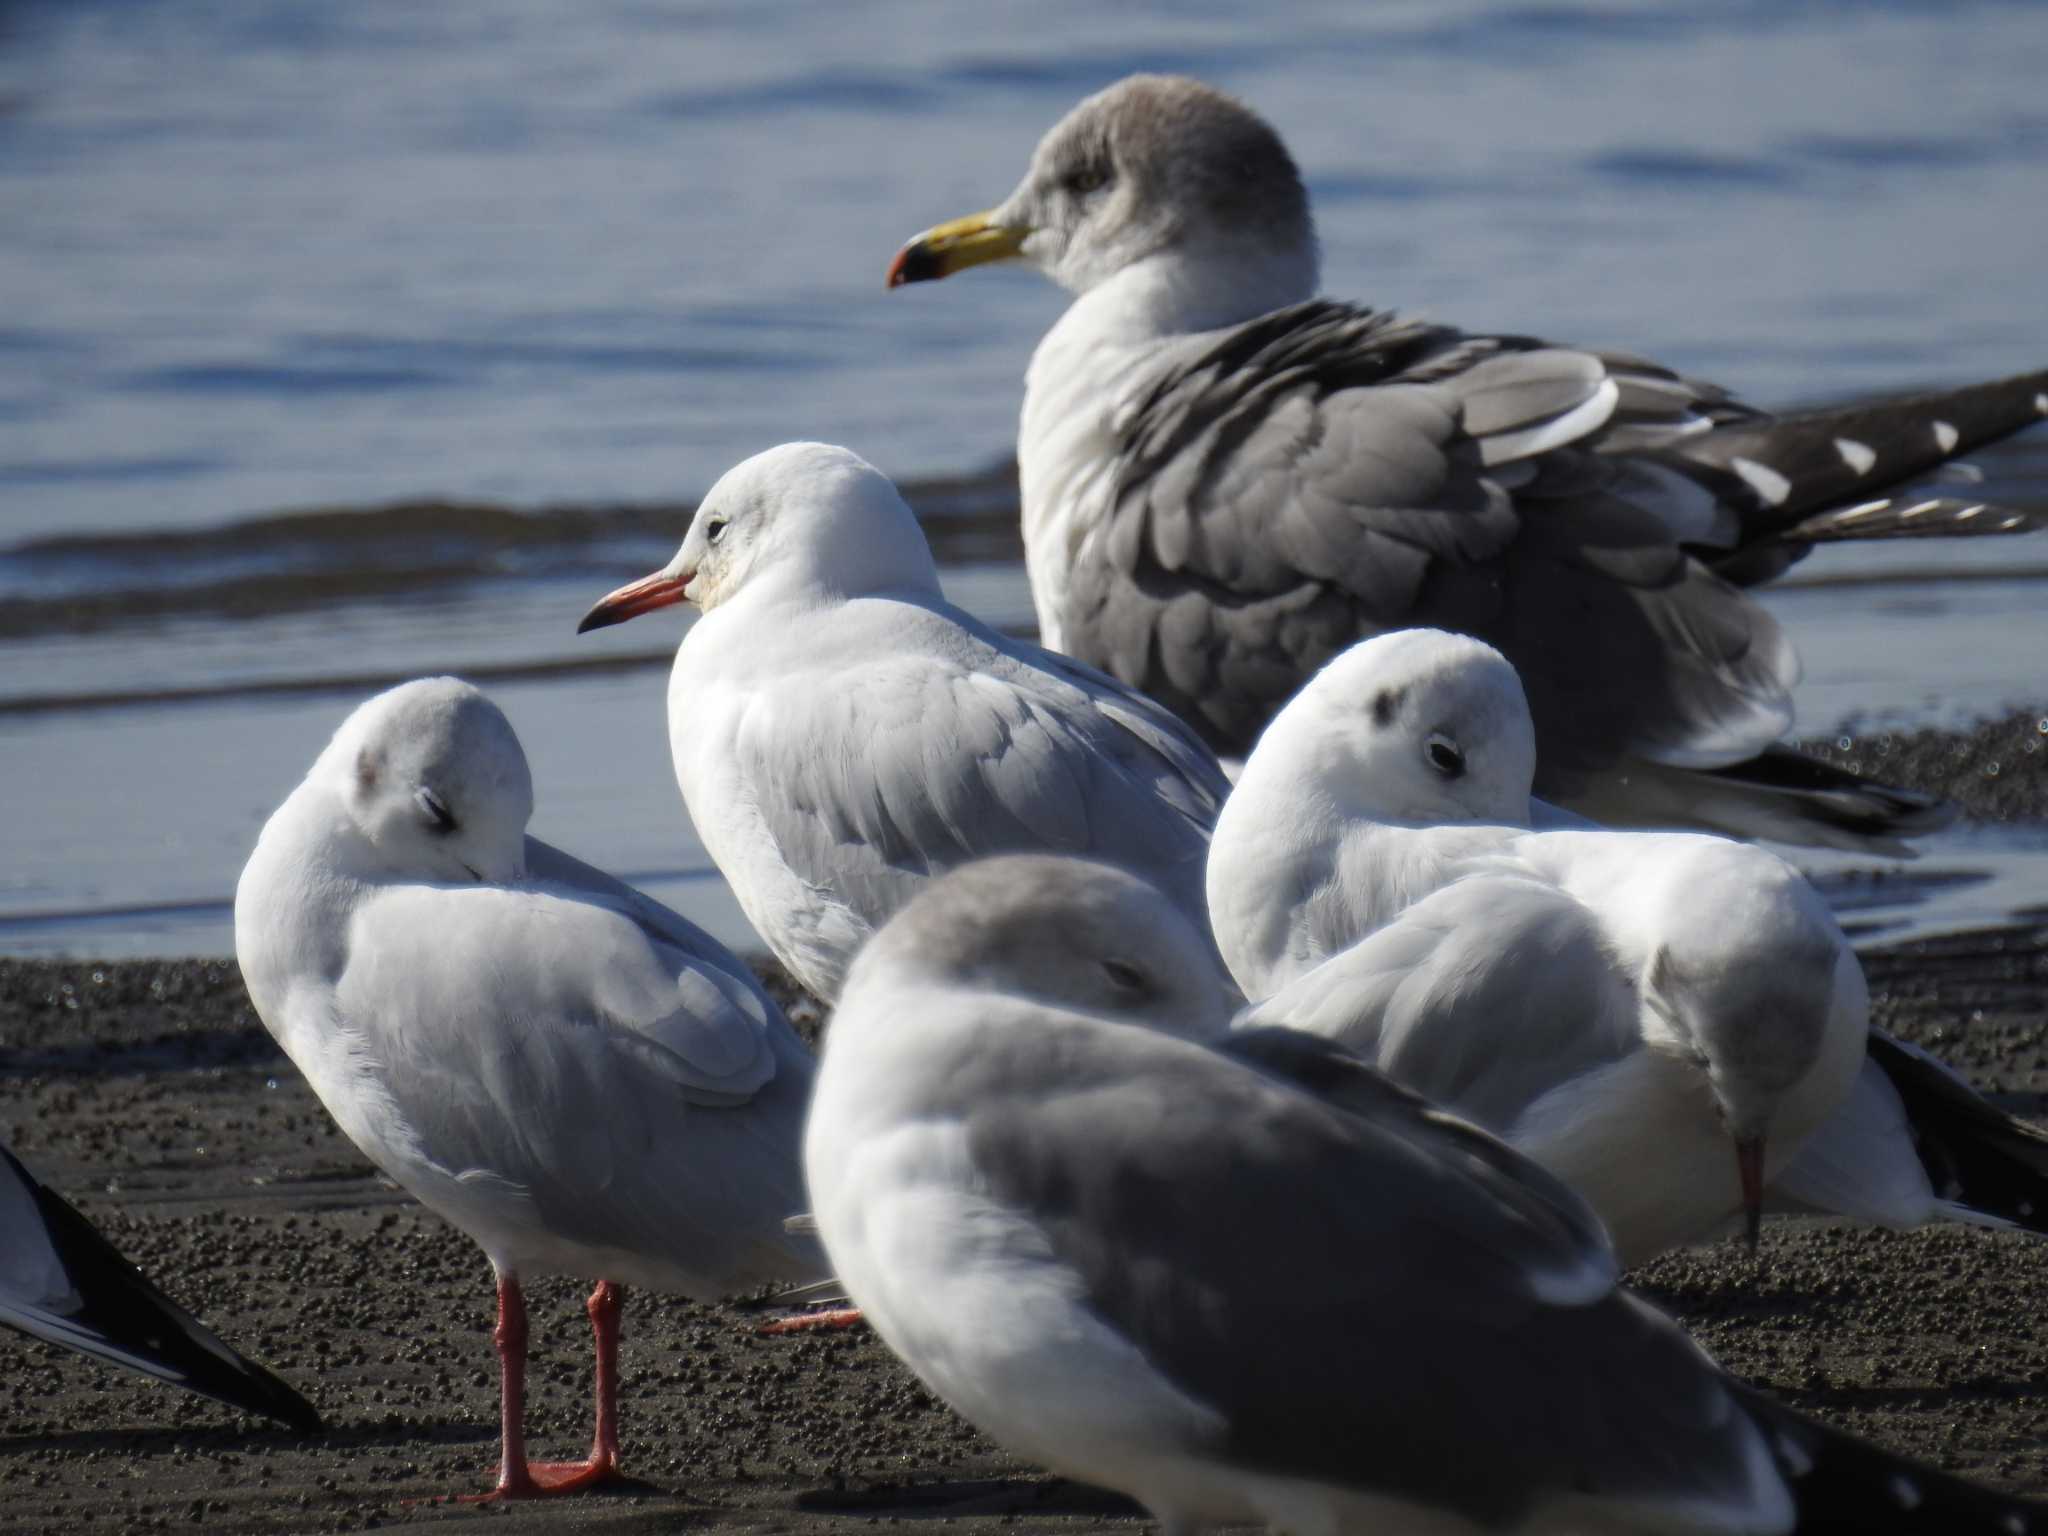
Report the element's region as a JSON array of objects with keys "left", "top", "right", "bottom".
[
  {"left": 1498, "top": 357, "right": 2046, "bottom": 850},
  {"left": 1868, "top": 1031, "right": 2048, "bottom": 1237},
  {"left": 0, "top": 1145, "right": 321, "bottom": 1431},
  {"left": 1742, "top": 1380, "right": 2046, "bottom": 1534},
  {"left": 1685, "top": 372, "right": 2048, "bottom": 541},
  {"left": 1565, "top": 747, "right": 1960, "bottom": 859}
]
